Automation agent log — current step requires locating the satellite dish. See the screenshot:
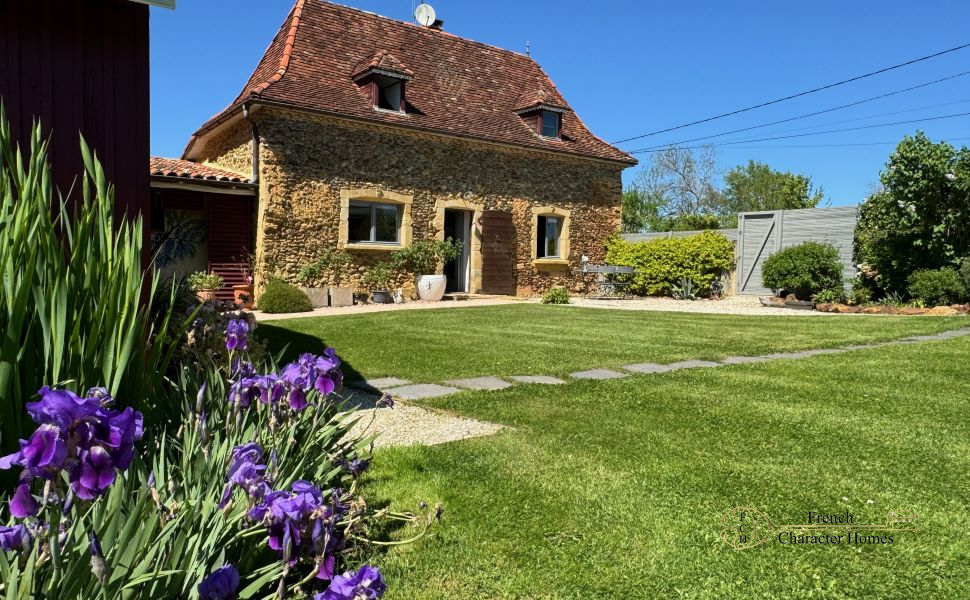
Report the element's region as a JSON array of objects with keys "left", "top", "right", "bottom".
[{"left": 414, "top": 3, "right": 436, "bottom": 27}]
